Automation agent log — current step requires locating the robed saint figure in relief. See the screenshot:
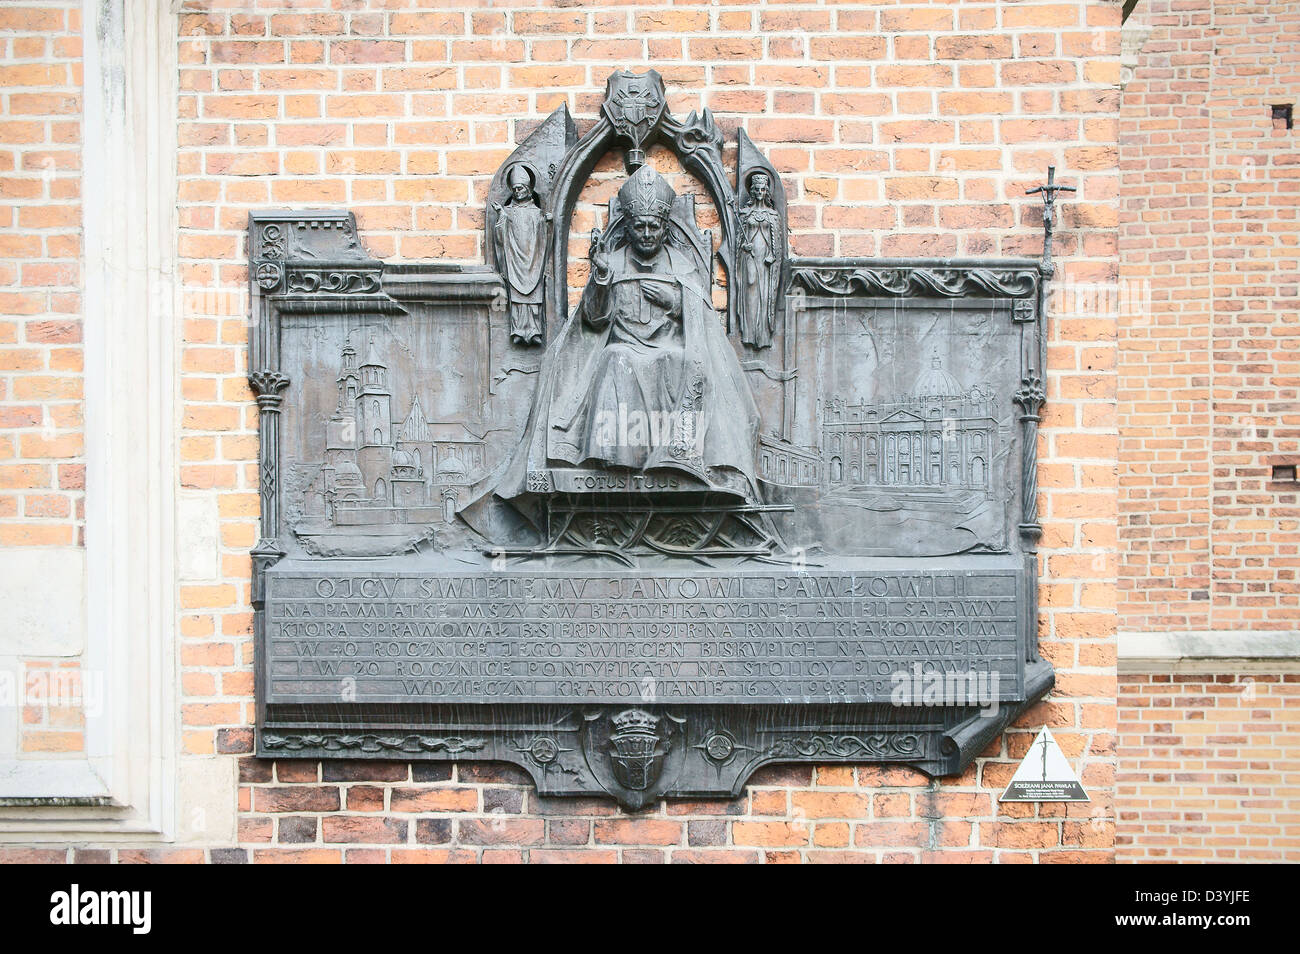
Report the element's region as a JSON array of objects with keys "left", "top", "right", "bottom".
[
  {"left": 492, "top": 164, "right": 548, "bottom": 346},
  {"left": 737, "top": 171, "right": 781, "bottom": 350}
]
